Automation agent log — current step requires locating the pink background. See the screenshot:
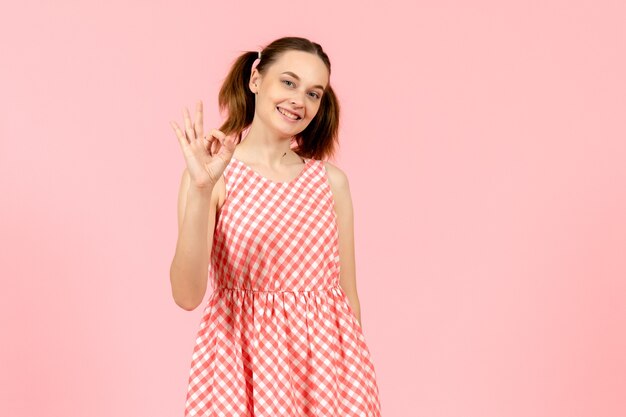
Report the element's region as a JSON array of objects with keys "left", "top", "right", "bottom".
[{"left": 2, "top": 1, "right": 625, "bottom": 416}]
